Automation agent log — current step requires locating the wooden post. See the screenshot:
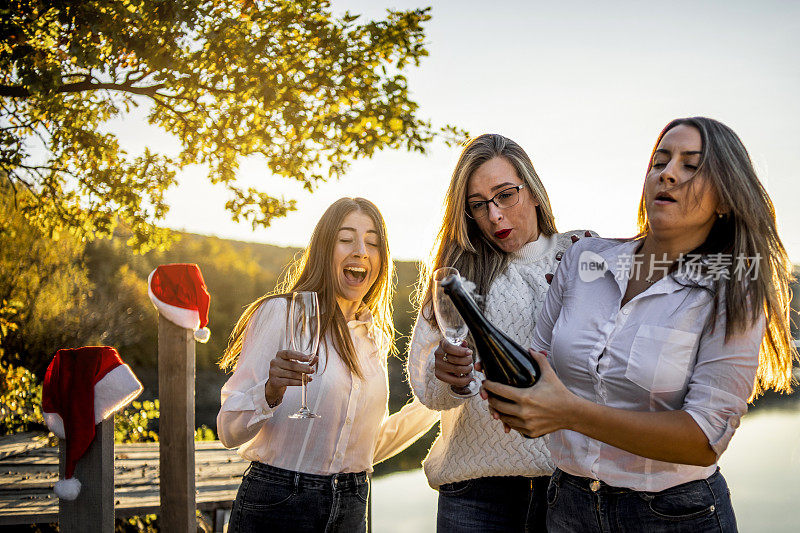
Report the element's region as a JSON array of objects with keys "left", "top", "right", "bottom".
[
  {"left": 158, "top": 315, "right": 197, "bottom": 532},
  {"left": 58, "top": 418, "right": 114, "bottom": 532}
]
